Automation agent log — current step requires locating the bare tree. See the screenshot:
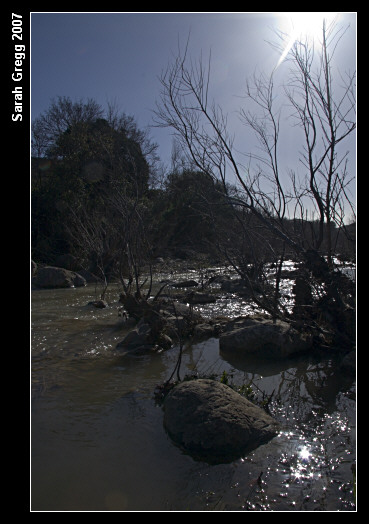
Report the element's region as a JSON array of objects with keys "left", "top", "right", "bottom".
[
  {"left": 154, "top": 20, "right": 356, "bottom": 348},
  {"left": 154, "top": 38, "right": 303, "bottom": 257},
  {"left": 279, "top": 20, "right": 356, "bottom": 265},
  {"left": 66, "top": 204, "right": 117, "bottom": 300}
]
